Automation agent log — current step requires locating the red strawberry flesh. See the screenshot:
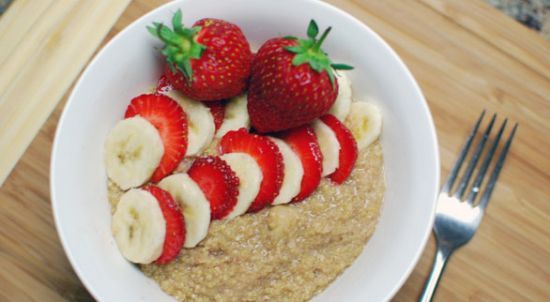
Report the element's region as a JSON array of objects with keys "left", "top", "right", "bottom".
[
  {"left": 205, "top": 101, "right": 225, "bottom": 131},
  {"left": 320, "top": 114, "right": 358, "bottom": 184},
  {"left": 125, "top": 94, "right": 188, "bottom": 182},
  {"left": 155, "top": 75, "right": 173, "bottom": 94},
  {"left": 247, "top": 18, "right": 355, "bottom": 134},
  {"left": 248, "top": 37, "right": 338, "bottom": 133},
  {"left": 188, "top": 156, "right": 239, "bottom": 220},
  {"left": 151, "top": 11, "right": 252, "bottom": 101},
  {"left": 144, "top": 185, "right": 185, "bottom": 265},
  {"left": 279, "top": 125, "right": 323, "bottom": 202},
  {"left": 219, "top": 129, "right": 284, "bottom": 212}
]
